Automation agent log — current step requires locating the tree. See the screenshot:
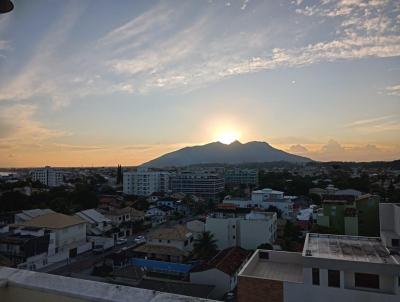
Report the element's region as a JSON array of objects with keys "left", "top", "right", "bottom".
[
  {"left": 266, "top": 205, "right": 282, "bottom": 218},
  {"left": 191, "top": 231, "right": 218, "bottom": 260}
]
